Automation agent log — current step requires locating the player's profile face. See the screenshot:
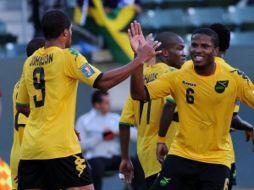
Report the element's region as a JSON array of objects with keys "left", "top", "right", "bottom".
[
  {"left": 168, "top": 37, "right": 185, "bottom": 69},
  {"left": 190, "top": 34, "right": 215, "bottom": 67}
]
